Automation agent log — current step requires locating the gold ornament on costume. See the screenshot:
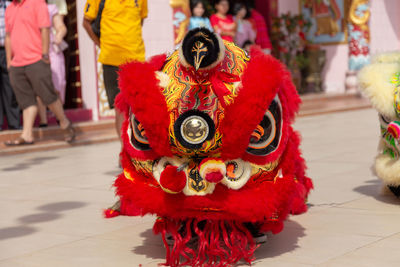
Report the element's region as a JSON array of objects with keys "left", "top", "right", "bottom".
[
  {"left": 181, "top": 116, "right": 209, "bottom": 144},
  {"left": 192, "top": 41, "right": 208, "bottom": 71}
]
